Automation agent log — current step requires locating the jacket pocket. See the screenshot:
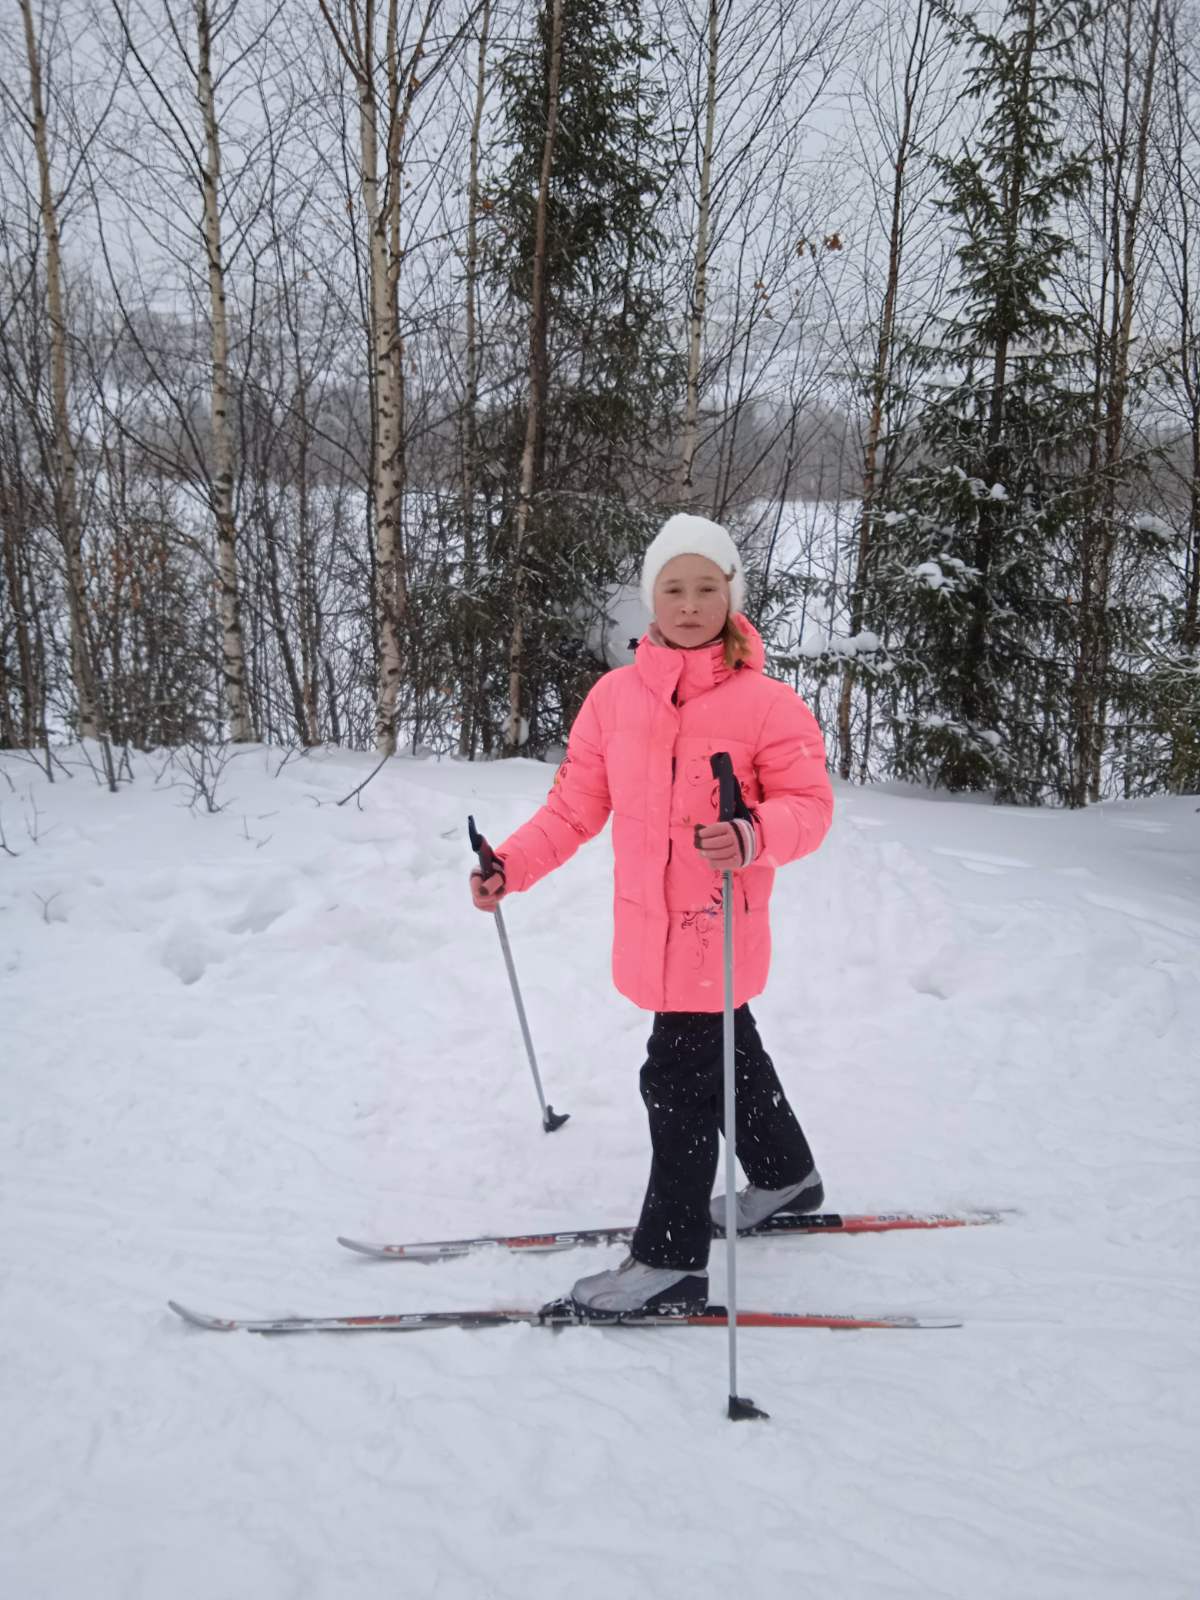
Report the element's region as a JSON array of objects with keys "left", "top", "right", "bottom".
[{"left": 741, "top": 862, "right": 774, "bottom": 910}]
